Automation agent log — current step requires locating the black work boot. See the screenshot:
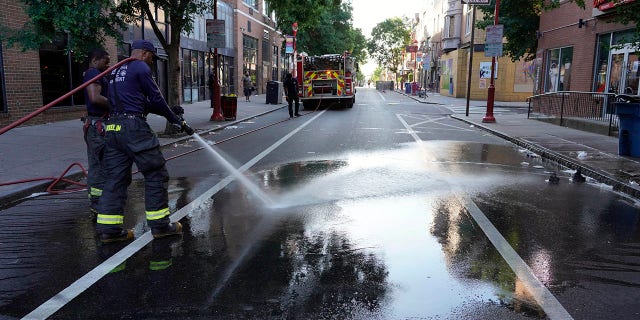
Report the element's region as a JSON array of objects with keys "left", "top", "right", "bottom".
[
  {"left": 98, "top": 229, "right": 134, "bottom": 244},
  {"left": 152, "top": 221, "right": 183, "bottom": 239}
]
